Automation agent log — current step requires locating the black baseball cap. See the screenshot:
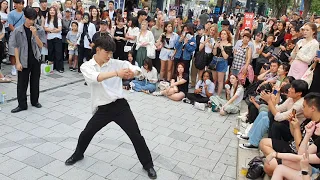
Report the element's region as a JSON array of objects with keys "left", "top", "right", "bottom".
[
  {"left": 221, "top": 20, "right": 230, "bottom": 26},
  {"left": 100, "top": 20, "right": 108, "bottom": 25}
]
